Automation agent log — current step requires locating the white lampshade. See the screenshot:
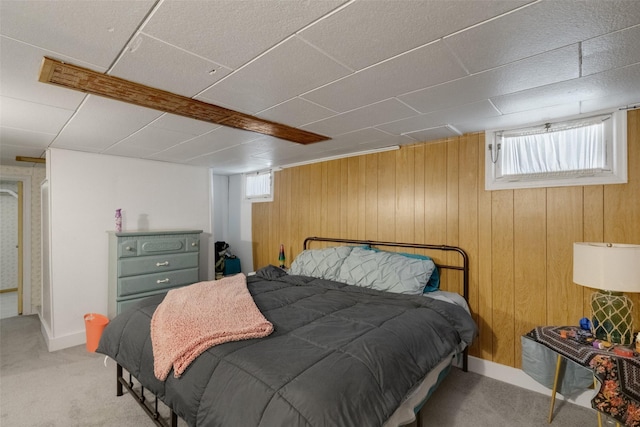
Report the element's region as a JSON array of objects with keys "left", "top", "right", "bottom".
[{"left": 573, "top": 243, "right": 640, "bottom": 292}]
